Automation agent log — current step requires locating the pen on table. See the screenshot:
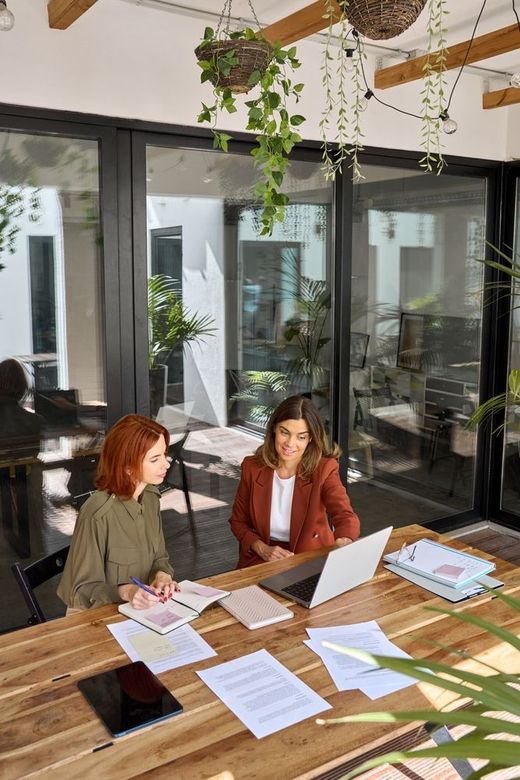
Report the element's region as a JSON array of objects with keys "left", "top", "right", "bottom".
[{"left": 130, "top": 576, "right": 166, "bottom": 602}]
